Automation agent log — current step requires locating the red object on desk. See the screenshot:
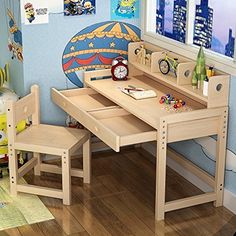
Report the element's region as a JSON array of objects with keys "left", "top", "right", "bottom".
[{"left": 111, "top": 56, "right": 128, "bottom": 81}]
